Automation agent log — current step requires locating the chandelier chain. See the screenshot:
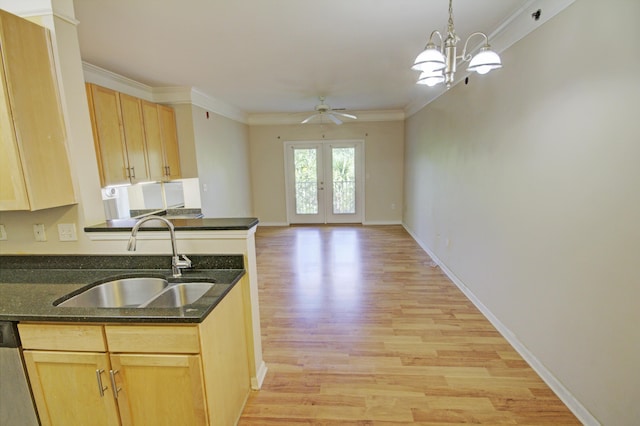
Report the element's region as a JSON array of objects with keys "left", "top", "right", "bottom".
[{"left": 447, "top": 0, "right": 456, "bottom": 39}]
